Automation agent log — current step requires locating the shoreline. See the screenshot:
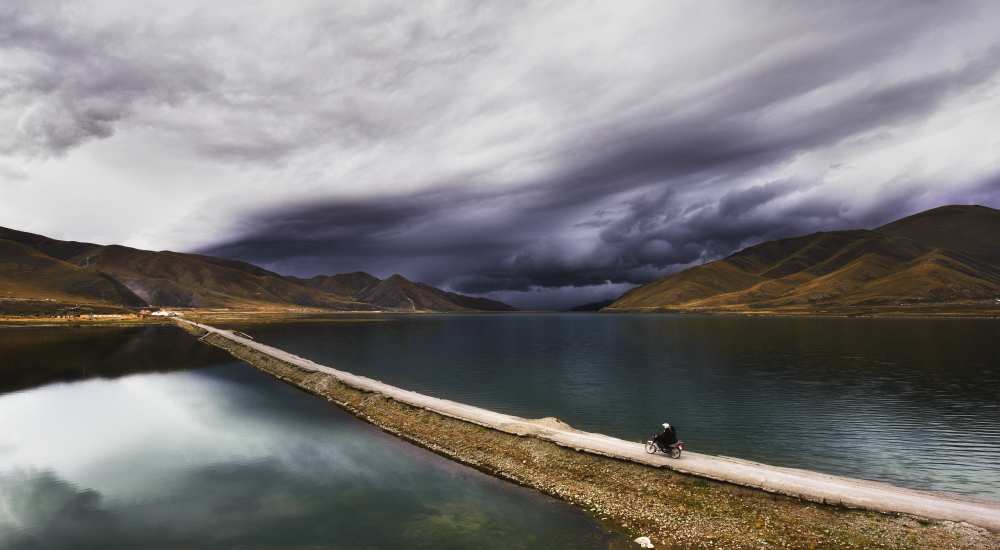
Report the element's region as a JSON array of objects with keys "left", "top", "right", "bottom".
[
  {"left": 3, "top": 300, "right": 999, "bottom": 327},
  {"left": 0, "top": 316, "right": 169, "bottom": 327},
  {"left": 600, "top": 307, "right": 1000, "bottom": 320},
  {"left": 176, "top": 318, "right": 999, "bottom": 549},
  {"left": 190, "top": 307, "right": 1000, "bottom": 321}
]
